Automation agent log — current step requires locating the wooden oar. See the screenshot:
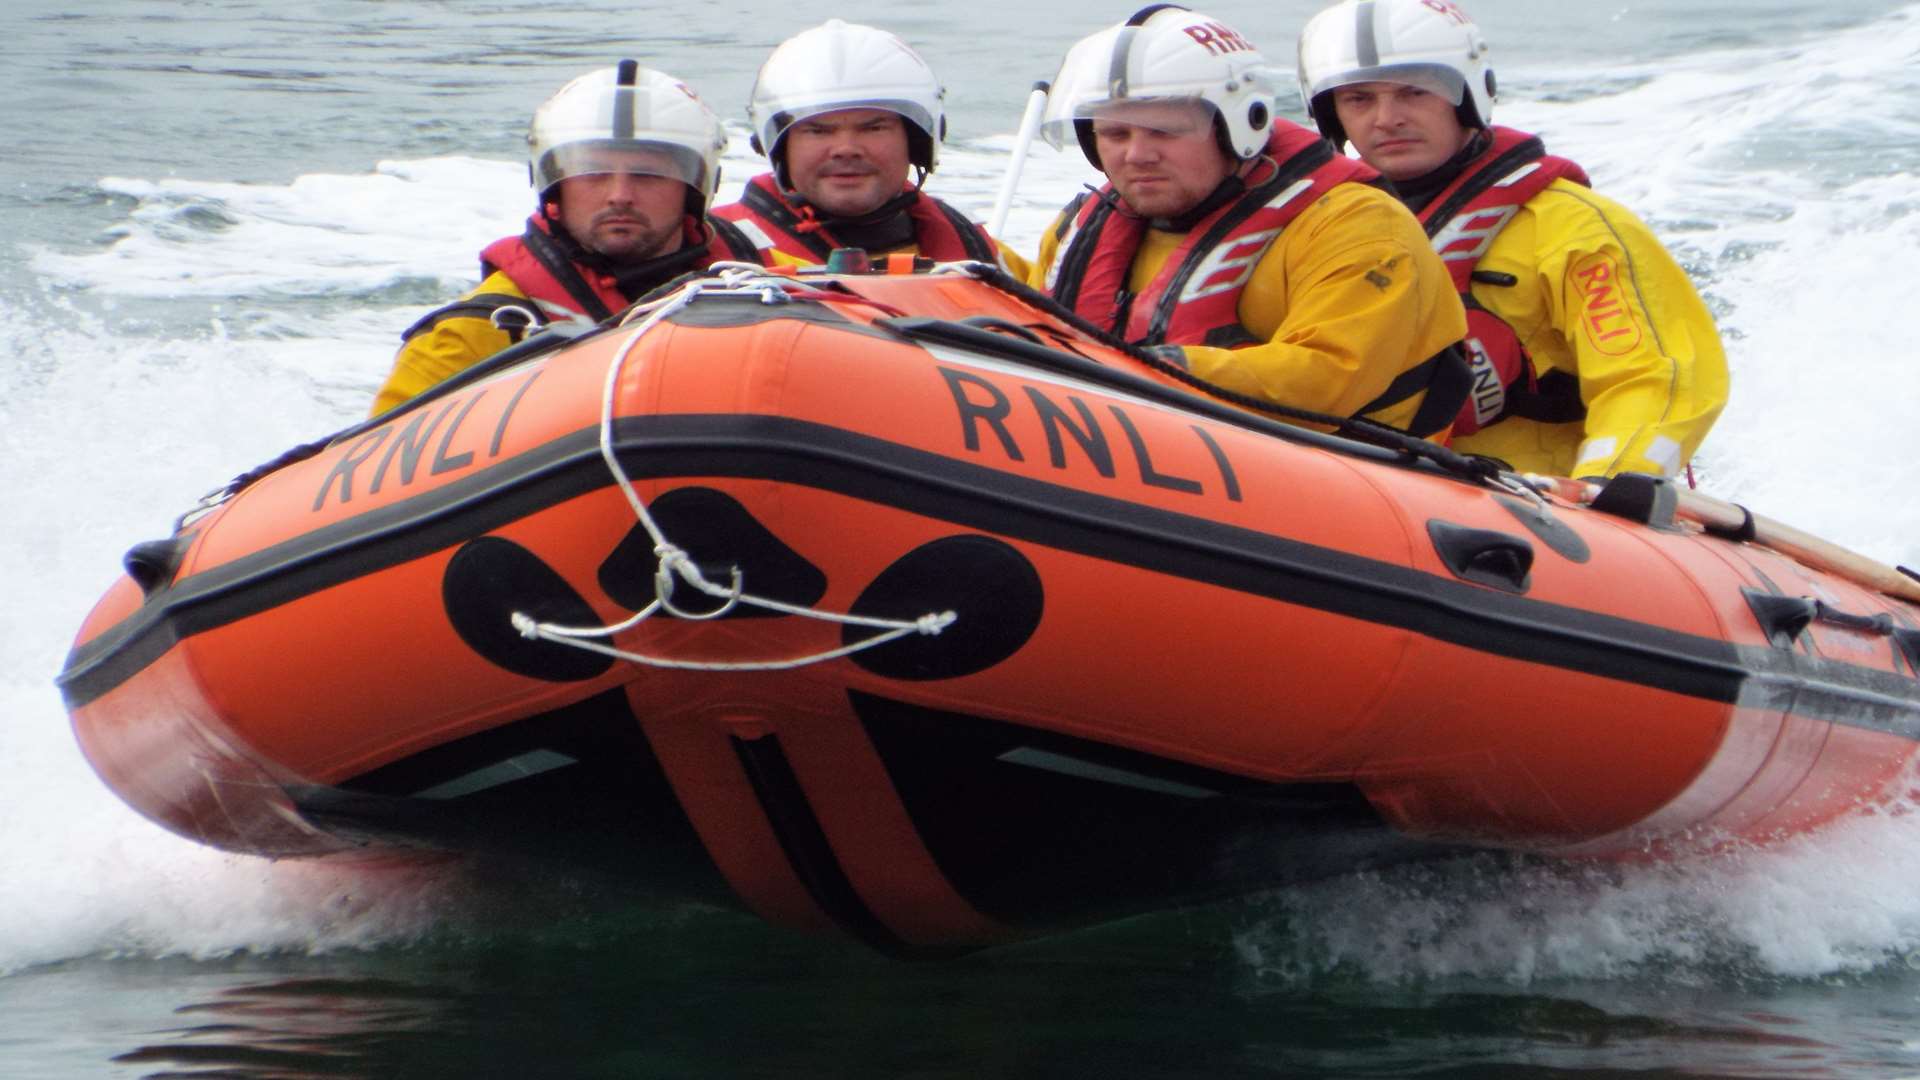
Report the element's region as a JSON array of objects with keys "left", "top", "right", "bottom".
[{"left": 1529, "top": 474, "right": 1920, "bottom": 605}]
